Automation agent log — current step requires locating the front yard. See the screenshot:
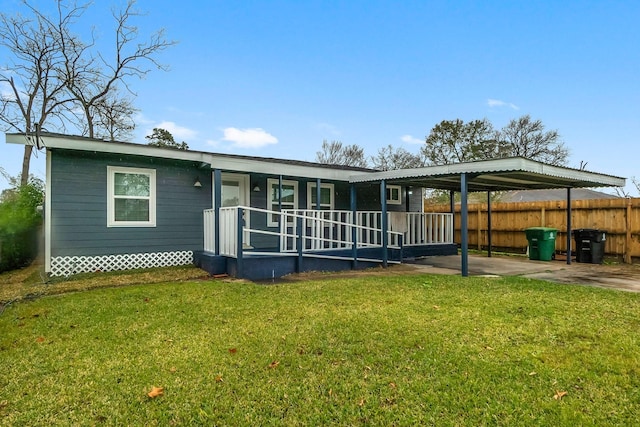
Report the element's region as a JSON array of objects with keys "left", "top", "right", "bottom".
[{"left": 1, "top": 271, "right": 639, "bottom": 425}]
